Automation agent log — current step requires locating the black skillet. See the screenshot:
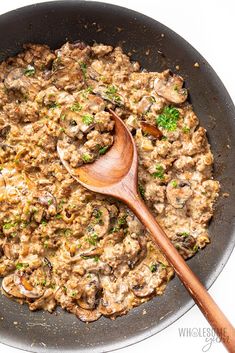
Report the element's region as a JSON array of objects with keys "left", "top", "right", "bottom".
[{"left": 0, "top": 1, "right": 234, "bottom": 352}]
